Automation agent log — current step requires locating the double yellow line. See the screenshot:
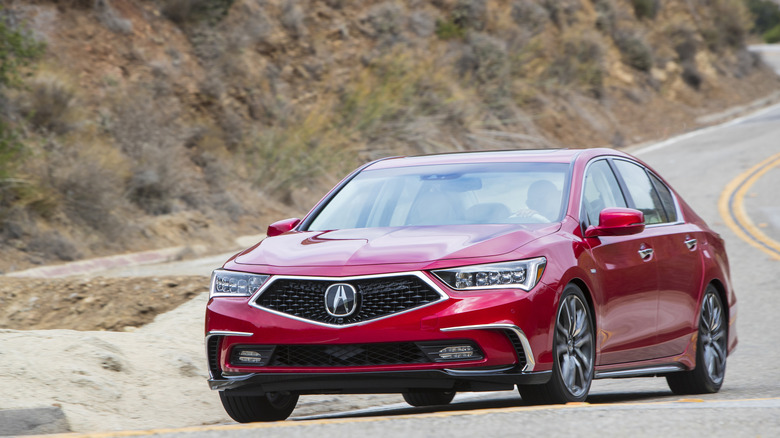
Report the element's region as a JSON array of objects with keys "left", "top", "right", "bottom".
[{"left": 718, "top": 152, "right": 780, "bottom": 260}]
